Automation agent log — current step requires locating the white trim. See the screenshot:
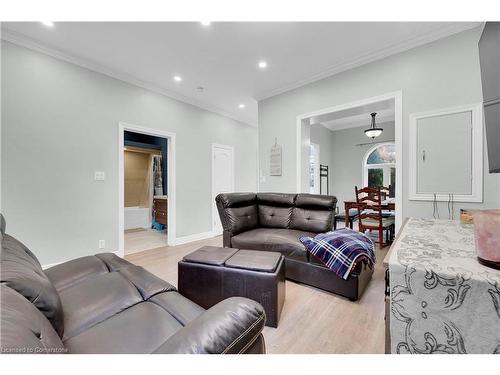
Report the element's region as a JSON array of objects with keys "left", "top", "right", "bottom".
[
  {"left": 1, "top": 29, "right": 257, "bottom": 128},
  {"left": 296, "top": 91, "right": 403, "bottom": 230},
  {"left": 118, "top": 122, "right": 177, "bottom": 258},
  {"left": 256, "top": 23, "right": 482, "bottom": 100},
  {"left": 174, "top": 231, "right": 217, "bottom": 246},
  {"left": 211, "top": 143, "right": 235, "bottom": 236},
  {"left": 362, "top": 142, "right": 396, "bottom": 187},
  {"left": 42, "top": 251, "right": 120, "bottom": 270},
  {"left": 408, "top": 103, "right": 483, "bottom": 202}
]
